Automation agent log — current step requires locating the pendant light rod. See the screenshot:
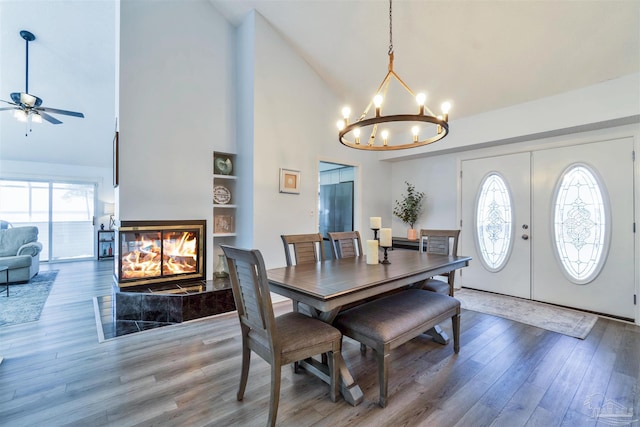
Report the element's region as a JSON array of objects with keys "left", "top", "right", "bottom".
[{"left": 20, "top": 30, "right": 35, "bottom": 94}]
